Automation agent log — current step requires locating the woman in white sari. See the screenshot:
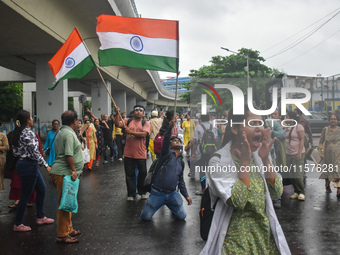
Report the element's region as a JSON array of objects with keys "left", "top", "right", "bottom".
[{"left": 200, "top": 105, "right": 290, "bottom": 255}]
